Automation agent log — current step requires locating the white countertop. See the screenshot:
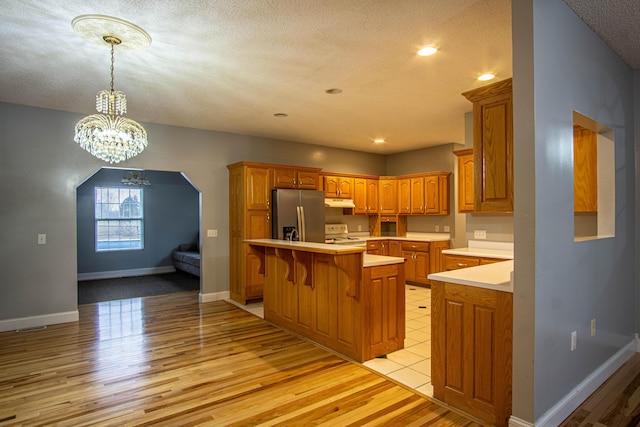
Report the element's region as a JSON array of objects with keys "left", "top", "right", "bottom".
[
  {"left": 365, "top": 232, "right": 451, "bottom": 242},
  {"left": 245, "top": 239, "right": 404, "bottom": 267},
  {"left": 442, "top": 239, "right": 514, "bottom": 259},
  {"left": 363, "top": 254, "right": 405, "bottom": 267},
  {"left": 428, "top": 260, "right": 513, "bottom": 293}
]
